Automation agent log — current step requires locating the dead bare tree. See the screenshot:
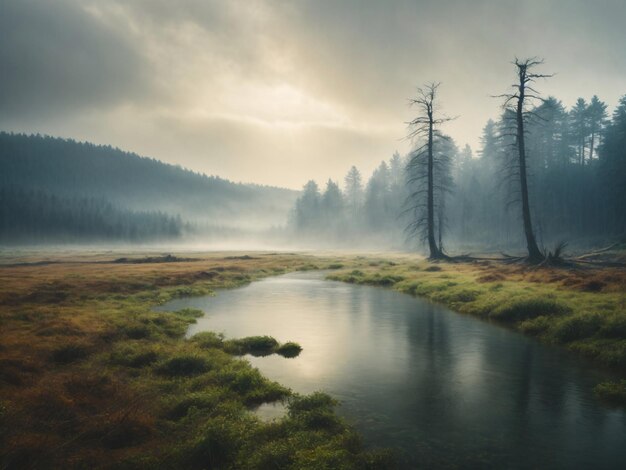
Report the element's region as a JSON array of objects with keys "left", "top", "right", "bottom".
[
  {"left": 496, "top": 58, "right": 553, "bottom": 262},
  {"left": 406, "top": 82, "right": 454, "bottom": 259}
]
